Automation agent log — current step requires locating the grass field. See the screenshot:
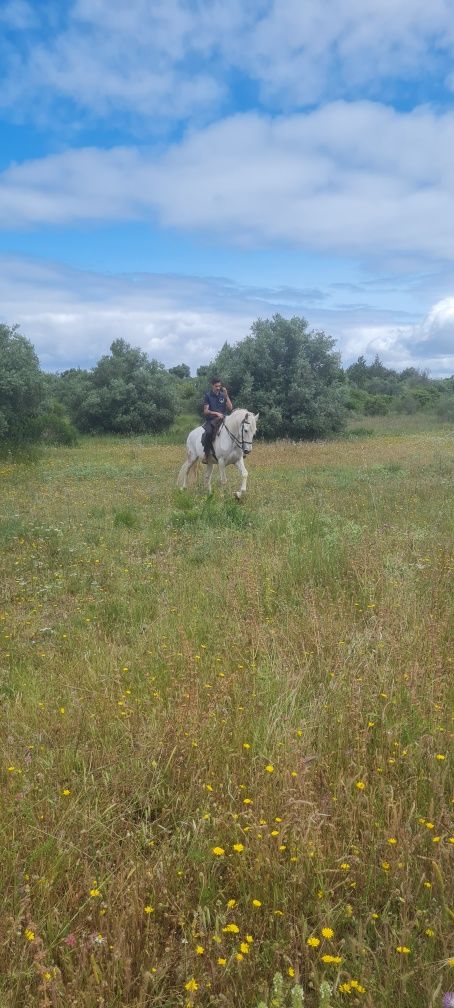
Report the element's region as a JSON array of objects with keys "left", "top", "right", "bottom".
[{"left": 1, "top": 421, "right": 453, "bottom": 1008}]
